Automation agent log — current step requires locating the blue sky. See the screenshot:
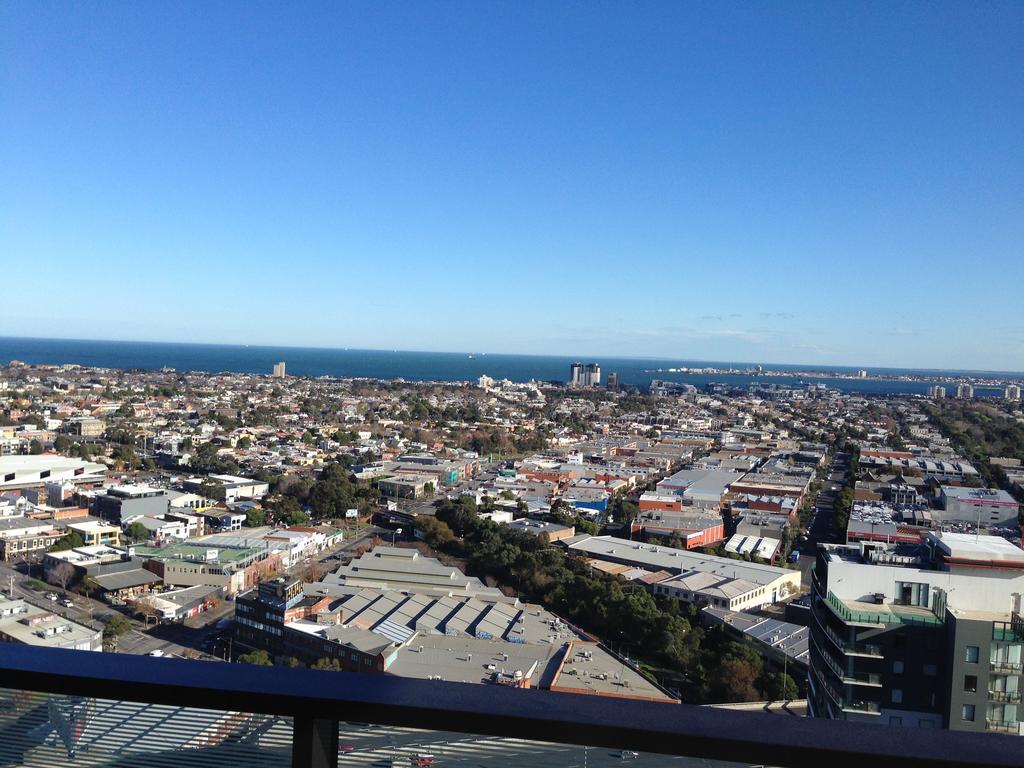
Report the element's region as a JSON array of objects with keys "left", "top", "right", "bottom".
[{"left": 2, "top": 2, "right": 1022, "bottom": 370}]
